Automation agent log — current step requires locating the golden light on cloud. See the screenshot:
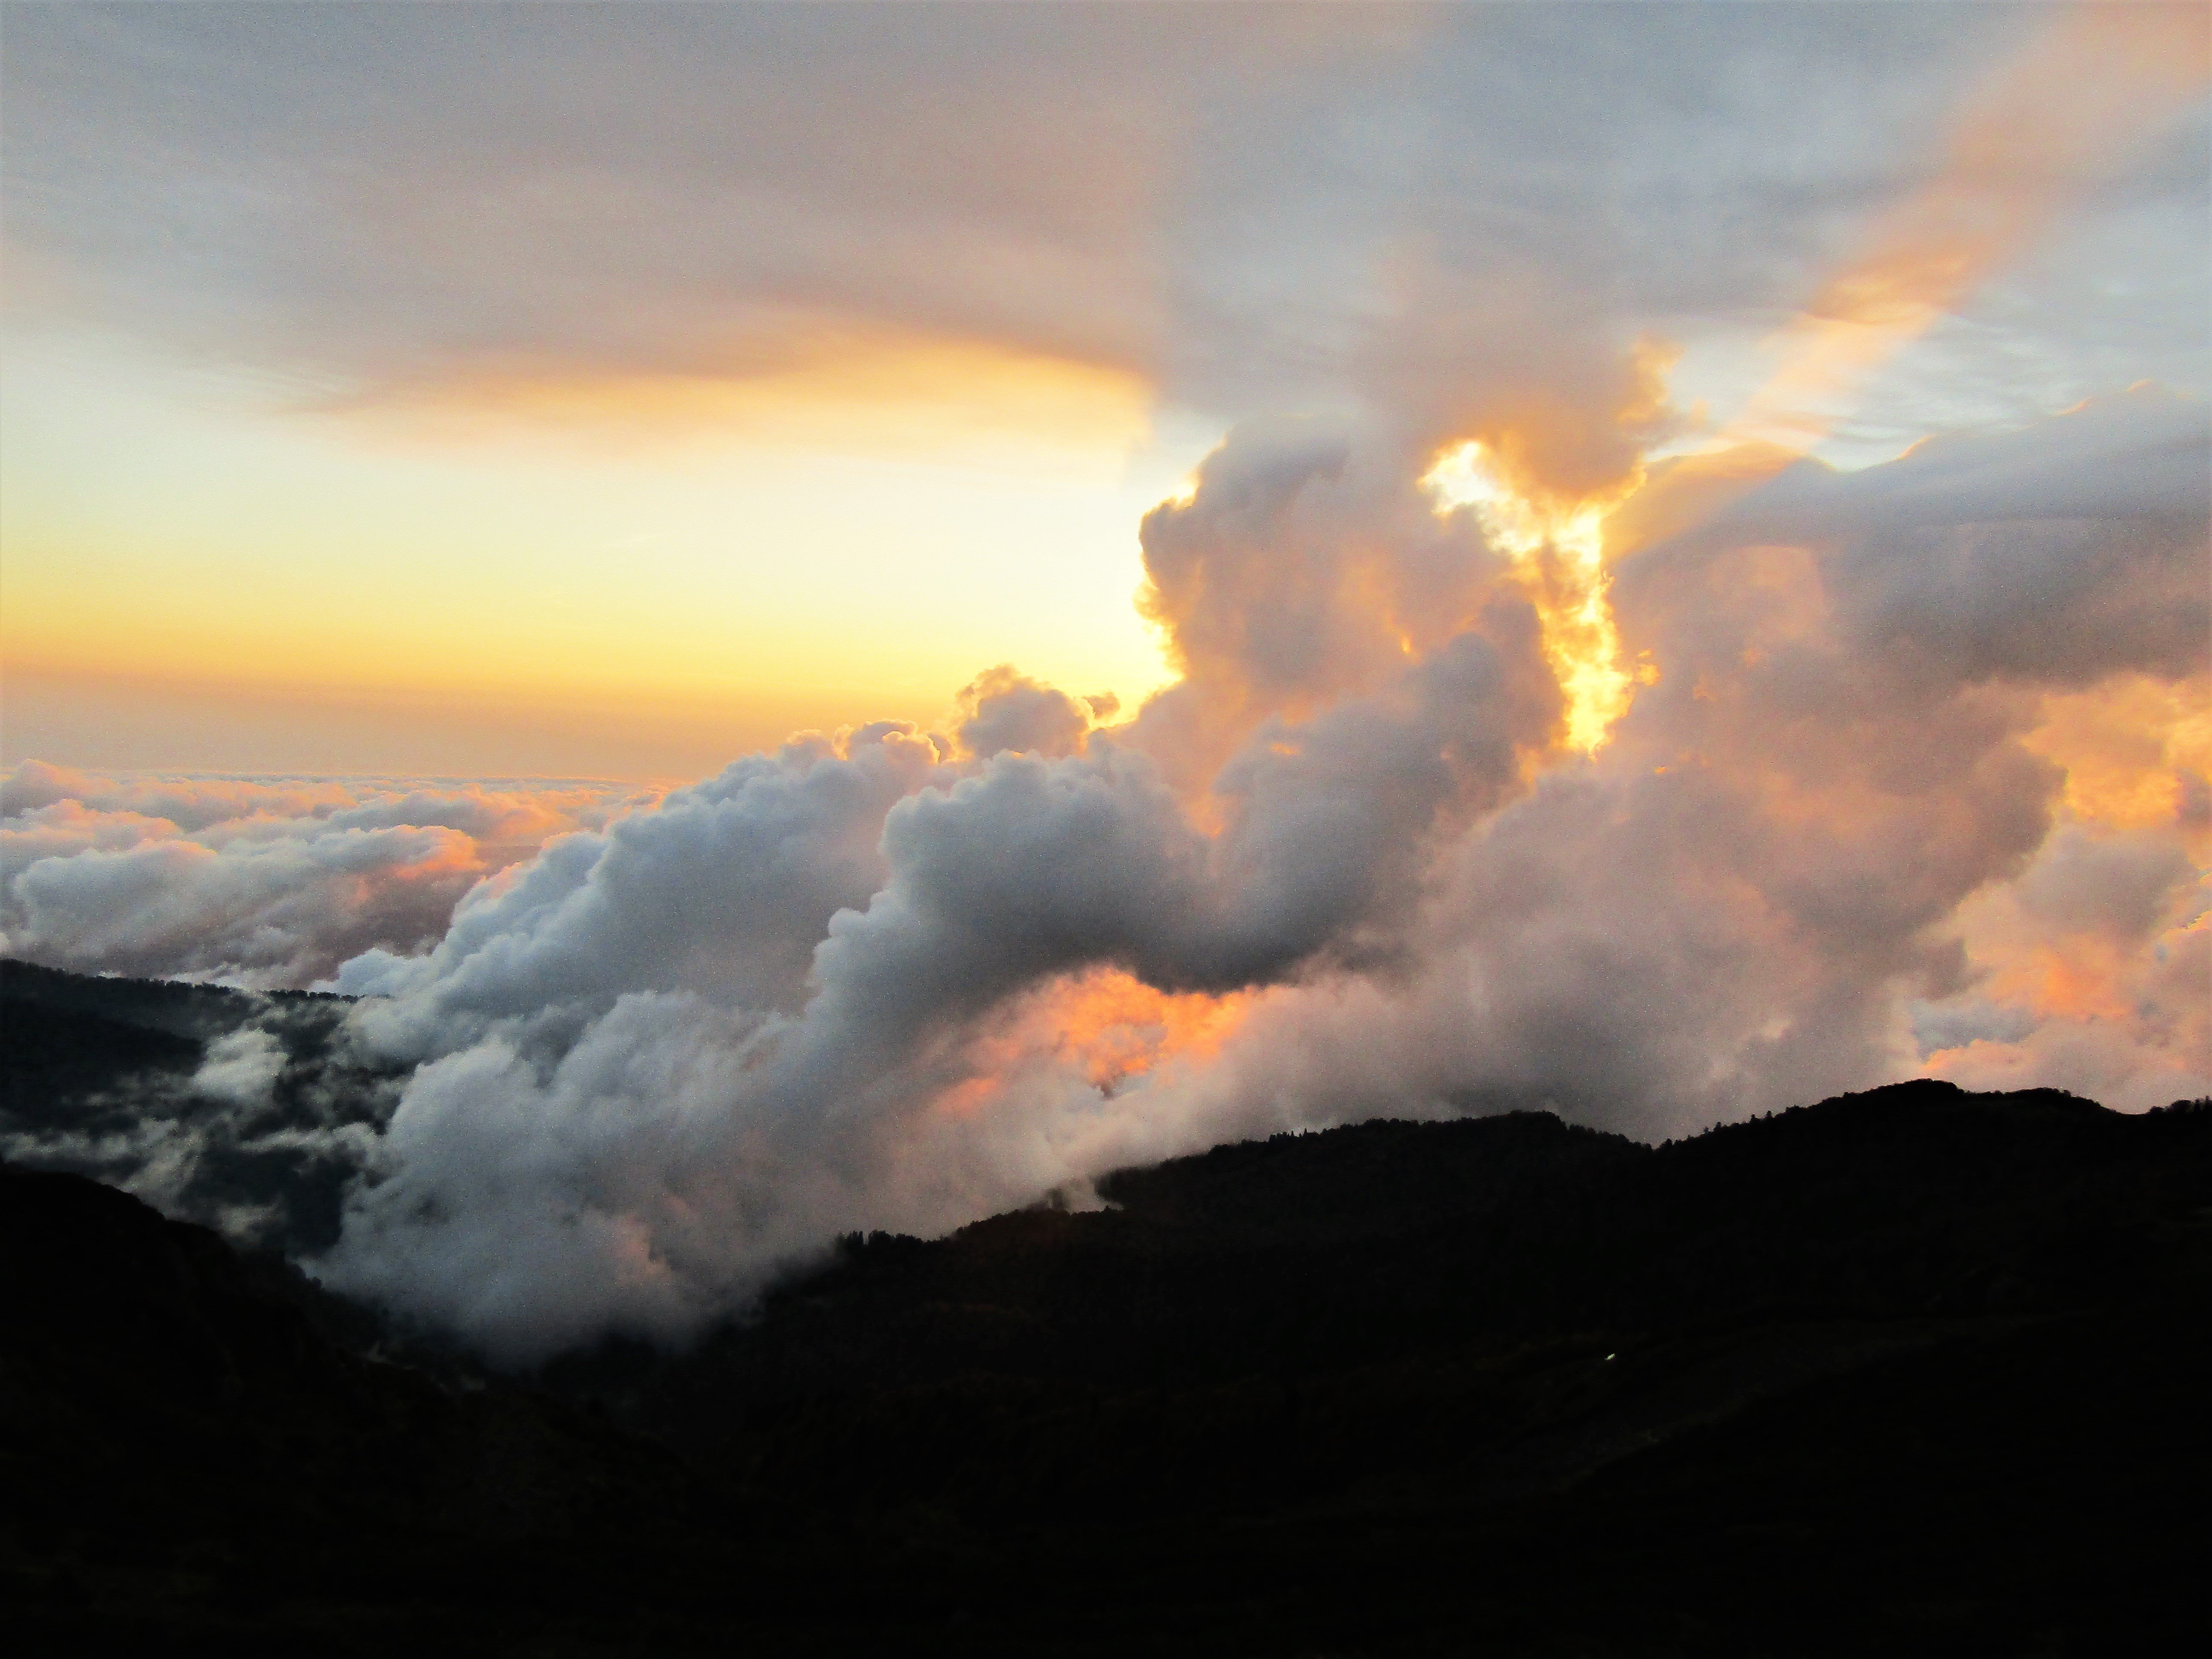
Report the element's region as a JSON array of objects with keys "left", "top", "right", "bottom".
[
  {"left": 2025, "top": 673, "right": 2212, "bottom": 841},
  {"left": 326, "top": 324, "right": 1156, "bottom": 468},
  {"left": 933, "top": 967, "right": 1255, "bottom": 1120},
  {"left": 1042, "top": 969, "right": 1254, "bottom": 1094},
  {"left": 1425, "top": 440, "right": 1643, "bottom": 754}
]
